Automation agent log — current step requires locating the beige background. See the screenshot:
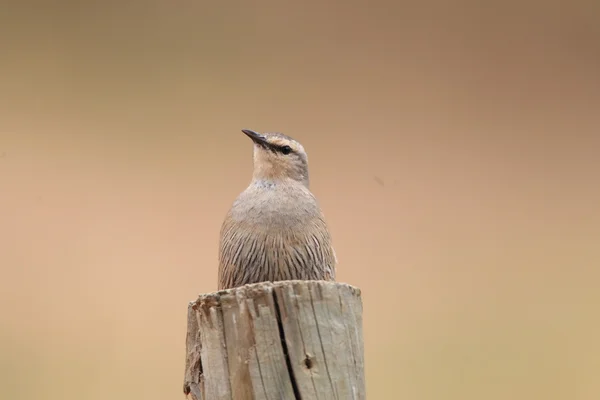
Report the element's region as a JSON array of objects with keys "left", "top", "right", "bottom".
[{"left": 1, "top": 1, "right": 599, "bottom": 399}]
